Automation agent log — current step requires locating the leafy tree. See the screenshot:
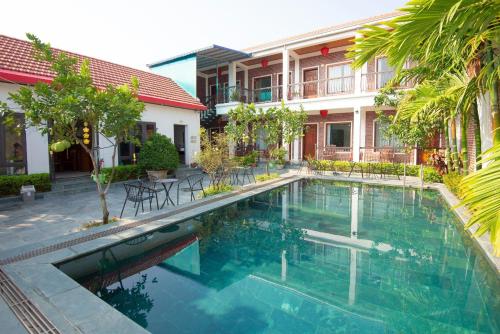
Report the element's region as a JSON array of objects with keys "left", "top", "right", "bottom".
[
  {"left": 225, "top": 101, "right": 307, "bottom": 174},
  {"left": 196, "top": 128, "right": 231, "bottom": 190},
  {"left": 0, "top": 34, "right": 144, "bottom": 224},
  {"left": 347, "top": 0, "right": 499, "bottom": 251}
]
